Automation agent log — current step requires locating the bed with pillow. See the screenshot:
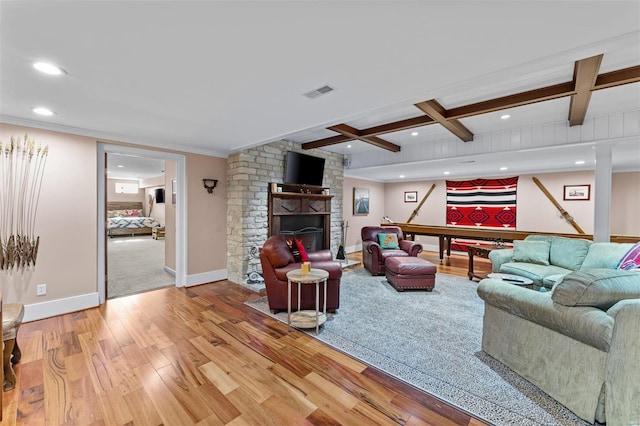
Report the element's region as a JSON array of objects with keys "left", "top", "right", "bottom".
[{"left": 106, "top": 201, "right": 162, "bottom": 237}]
